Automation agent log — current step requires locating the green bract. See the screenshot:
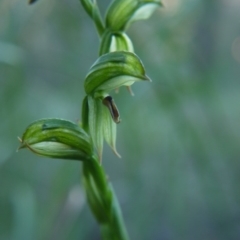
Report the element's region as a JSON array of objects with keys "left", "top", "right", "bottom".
[
  {"left": 105, "top": 0, "right": 162, "bottom": 31},
  {"left": 99, "top": 30, "right": 134, "bottom": 55},
  {"left": 84, "top": 51, "right": 151, "bottom": 96},
  {"left": 18, "top": 119, "right": 93, "bottom": 161}
]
